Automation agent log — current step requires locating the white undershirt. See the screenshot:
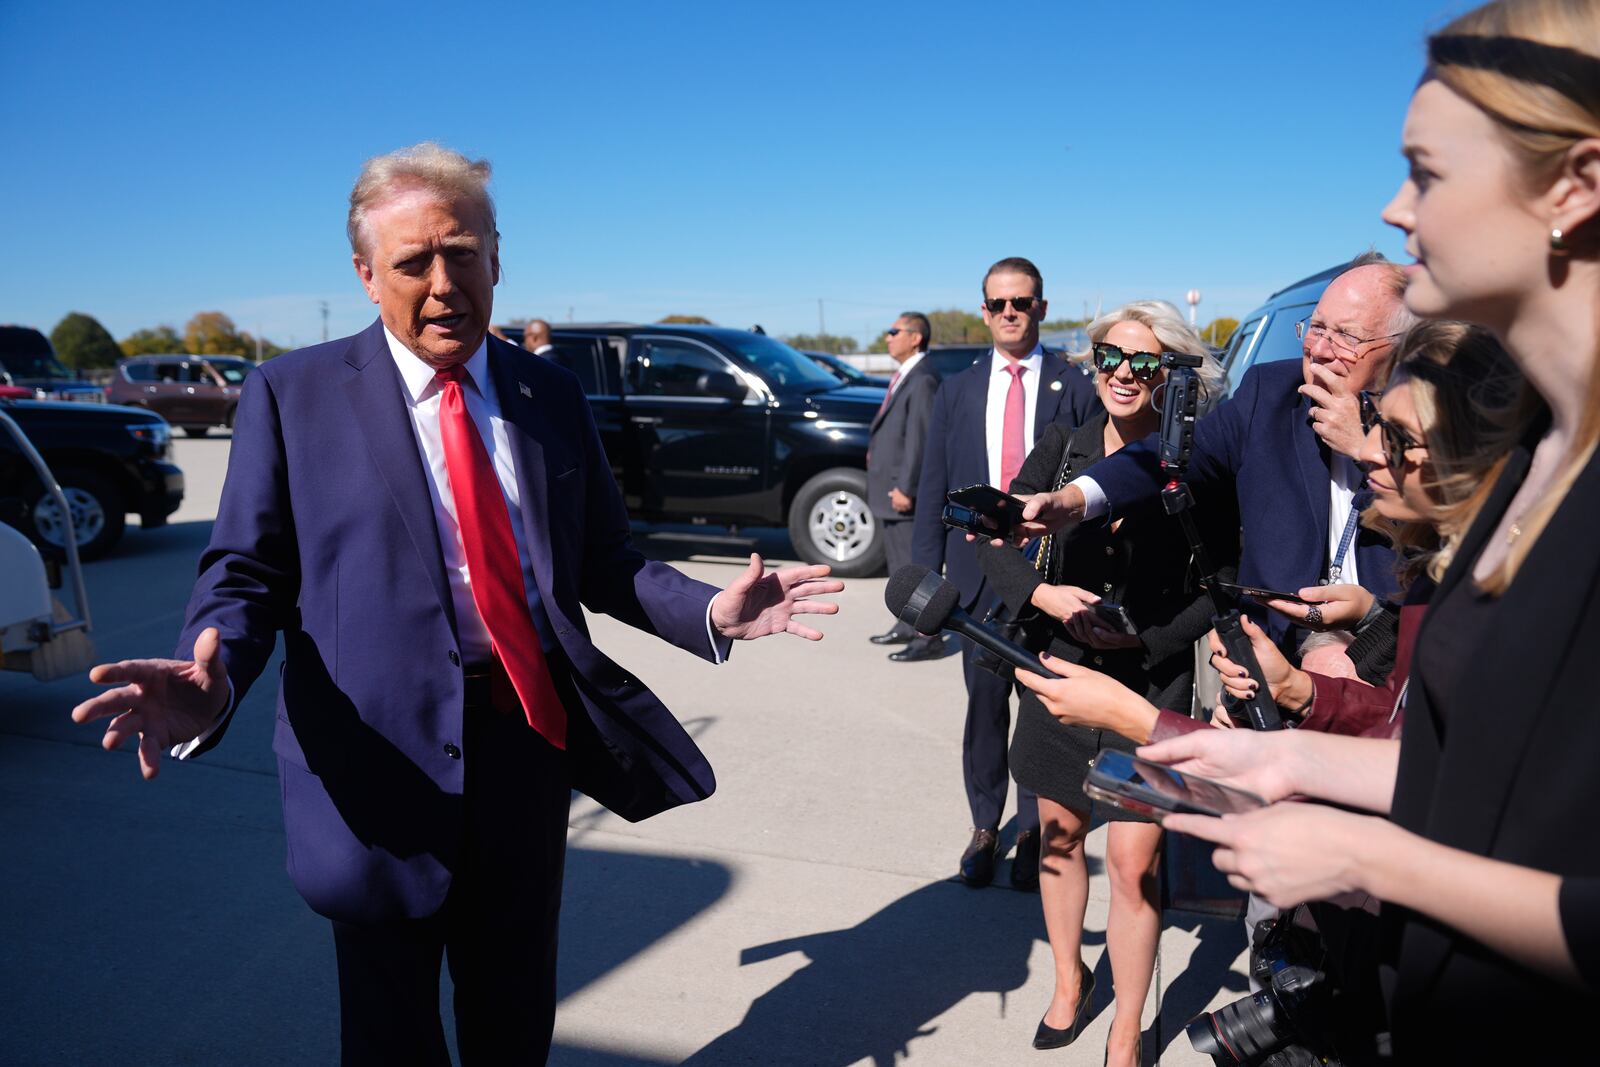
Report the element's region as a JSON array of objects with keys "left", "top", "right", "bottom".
[
  {"left": 984, "top": 346, "right": 1043, "bottom": 487},
  {"left": 891, "top": 350, "right": 926, "bottom": 390}
]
